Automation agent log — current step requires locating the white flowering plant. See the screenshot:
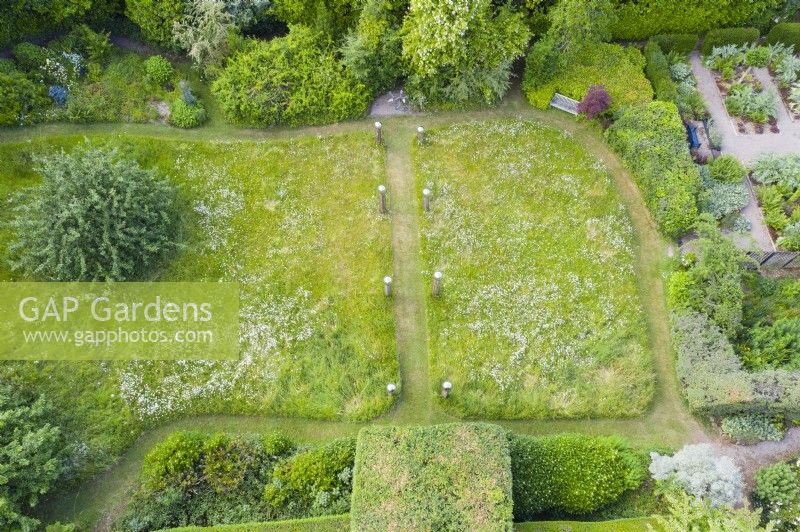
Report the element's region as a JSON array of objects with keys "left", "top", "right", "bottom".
[{"left": 417, "top": 120, "right": 653, "bottom": 419}]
